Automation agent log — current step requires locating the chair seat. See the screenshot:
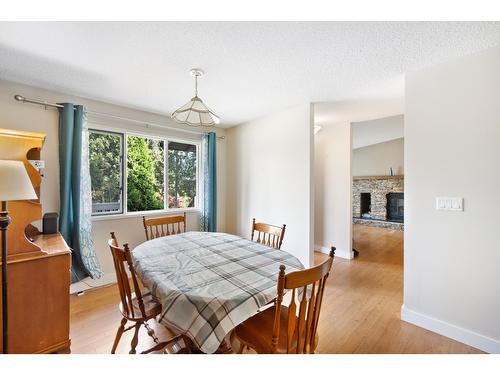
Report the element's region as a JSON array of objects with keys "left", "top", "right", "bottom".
[
  {"left": 235, "top": 305, "right": 320, "bottom": 354},
  {"left": 233, "top": 305, "right": 293, "bottom": 353},
  {"left": 119, "top": 292, "right": 162, "bottom": 321}
]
